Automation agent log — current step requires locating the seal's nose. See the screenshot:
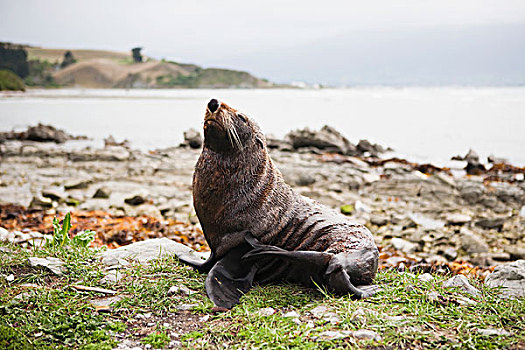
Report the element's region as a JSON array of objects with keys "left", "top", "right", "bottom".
[{"left": 208, "top": 99, "right": 219, "bottom": 113}]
